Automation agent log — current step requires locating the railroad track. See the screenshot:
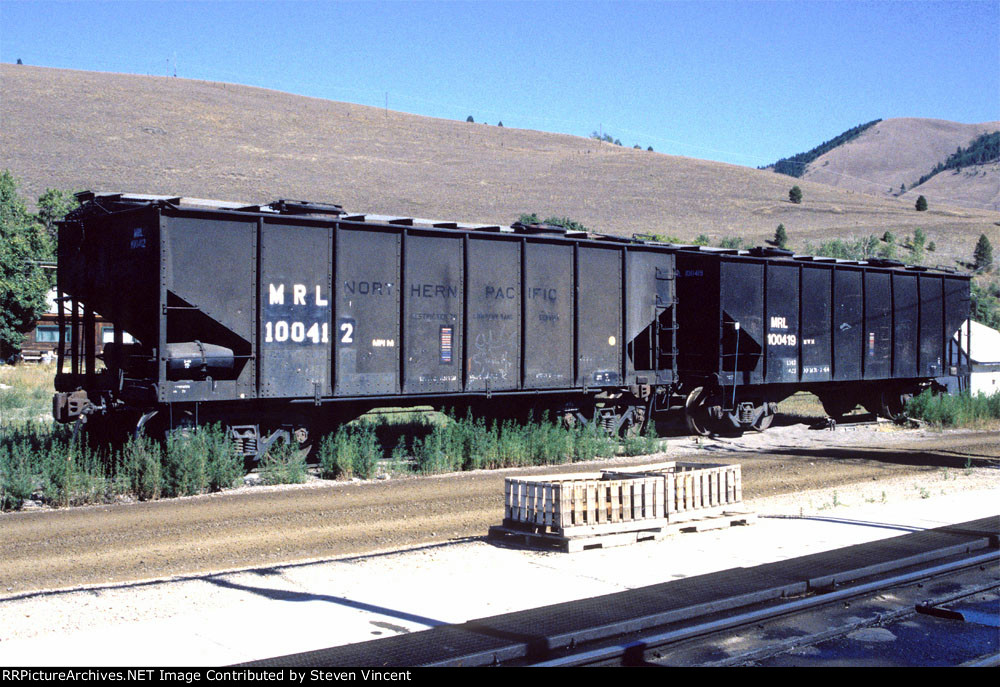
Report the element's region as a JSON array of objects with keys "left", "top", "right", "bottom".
[{"left": 530, "top": 549, "right": 1000, "bottom": 667}]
